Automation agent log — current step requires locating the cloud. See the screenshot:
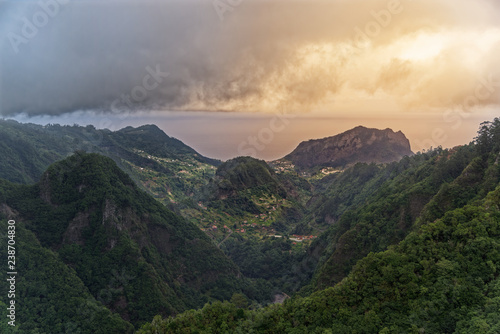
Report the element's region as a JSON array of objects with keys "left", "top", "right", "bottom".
[{"left": 1, "top": 0, "right": 499, "bottom": 116}]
